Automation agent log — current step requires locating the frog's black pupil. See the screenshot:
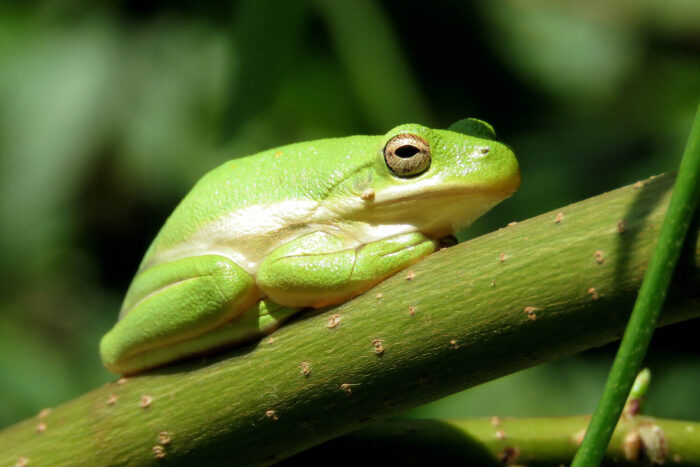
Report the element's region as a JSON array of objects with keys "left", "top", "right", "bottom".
[{"left": 395, "top": 145, "right": 419, "bottom": 158}]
